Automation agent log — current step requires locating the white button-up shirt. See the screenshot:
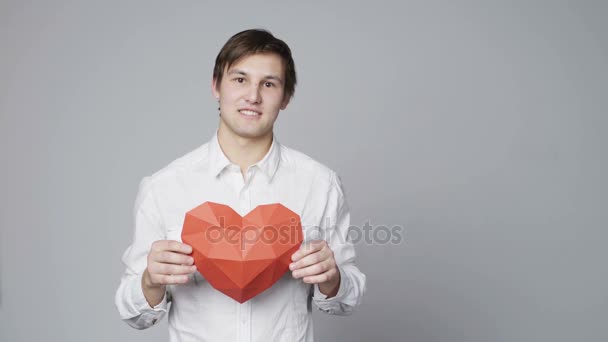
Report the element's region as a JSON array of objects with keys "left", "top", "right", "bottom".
[{"left": 115, "top": 132, "right": 366, "bottom": 342}]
